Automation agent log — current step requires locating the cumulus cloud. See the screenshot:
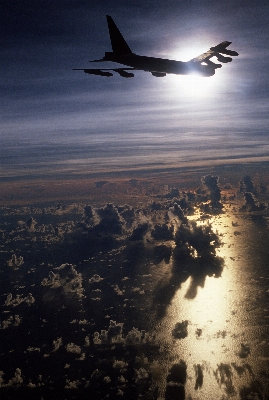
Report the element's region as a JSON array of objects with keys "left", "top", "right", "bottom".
[
  {"left": 164, "top": 186, "right": 180, "bottom": 199},
  {"left": 1, "top": 315, "right": 22, "bottom": 330},
  {"left": 237, "top": 343, "right": 251, "bottom": 358},
  {"left": 135, "top": 368, "right": 149, "bottom": 382},
  {"left": 1, "top": 368, "right": 24, "bottom": 387},
  {"left": 213, "top": 363, "right": 235, "bottom": 395},
  {"left": 93, "top": 320, "right": 124, "bottom": 344},
  {"left": 65, "top": 379, "right": 81, "bottom": 389},
  {"left": 129, "top": 223, "right": 149, "bottom": 241},
  {"left": 94, "top": 203, "right": 123, "bottom": 235},
  {"left": 169, "top": 202, "right": 186, "bottom": 222},
  {"left": 41, "top": 263, "right": 84, "bottom": 298},
  {"left": 89, "top": 274, "right": 104, "bottom": 283},
  {"left": 7, "top": 254, "right": 24, "bottom": 269},
  {"left": 165, "top": 361, "right": 187, "bottom": 400},
  {"left": 52, "top": 337, "right": 63, "bottom": 352},
  {"left": 194, "top": 364, "right": 204, "bottom": 390},
  {"left": 26, "top": 217, "right": 37, "bottom": 232},
  {"left": 200, "top": 174, "right": 222, "bottom": 209},
  {"left": 66, "top": 343, "right": 82, "bottom": 354},
  {"left": 151, "top": 223, "right": 174, "bottom": 241},
  {"left": 239, "top": 175, "right": 257, "bottom": 194},
  {"left": 4, "top": 293, "right": 35, "bottom": 307},
  {"left": 240, "top": 192, "right": 266, "bottom": 212},
  {"left": 172, "top": 320, "right": 188, "bottom": 339},
  {"left": 93, "top": 321, "right": 156, "bottom": 346}
]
